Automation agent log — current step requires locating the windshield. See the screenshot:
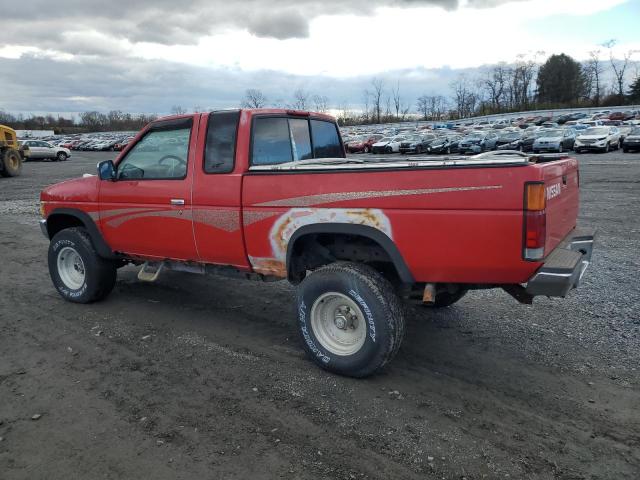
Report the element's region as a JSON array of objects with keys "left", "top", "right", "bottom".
[
  {"left": 378, "top": 137, "right": 391, "bottom": 143},
  {"left": 584, "top": 127, "right": 609, "bottom": 136},
  {"left": 466, "top": 134, "right": 483, "bottom": 140},
  {"left": 406, "top": 135, "right": 423, "bottom": 142},
  {"left": 630, "top": 128, "right": 640, "bottom": 135},
  {"left": 391, "top": 136, "right": 405, "bottom": 142}
]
